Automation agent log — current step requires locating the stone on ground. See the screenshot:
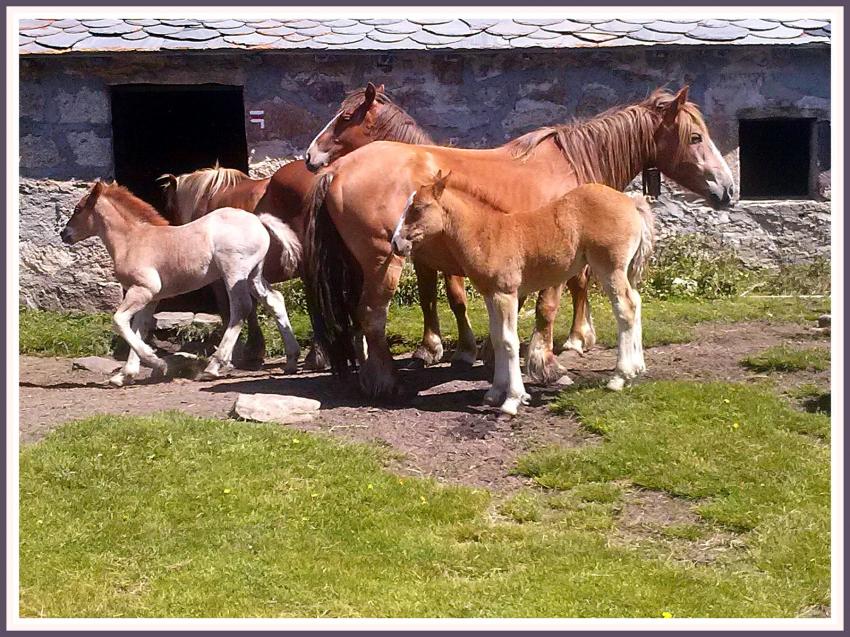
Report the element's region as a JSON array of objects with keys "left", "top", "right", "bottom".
[
  {"left": 154, "top": 311, "right": 195, "bottom": 330},
  {"left": 164, "top": 352, "right": 206, "bottom": 379},
  {"left": 231, "top": 393, "right": 321, "bottom": 424},
  {"left": 817, "top": 314, "right": 831, "bottom": 328},
  {"left": 72, "top": 356, "right": 122, "bottom": 374},
  {"left": 193, "top": 313, "right": 222, "bottom": 326}
]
